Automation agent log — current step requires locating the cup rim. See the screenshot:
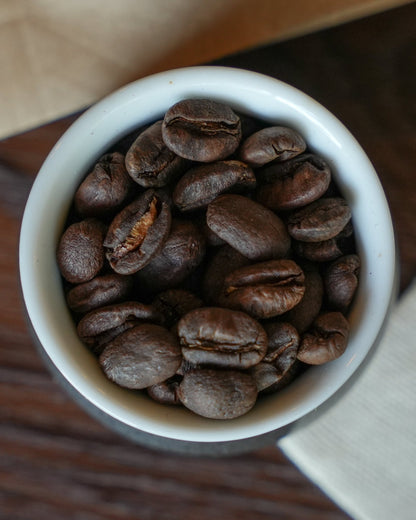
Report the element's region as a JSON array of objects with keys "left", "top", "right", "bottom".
[{"left": 19, "top": 66, "right": 396, "bottom": 442}]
